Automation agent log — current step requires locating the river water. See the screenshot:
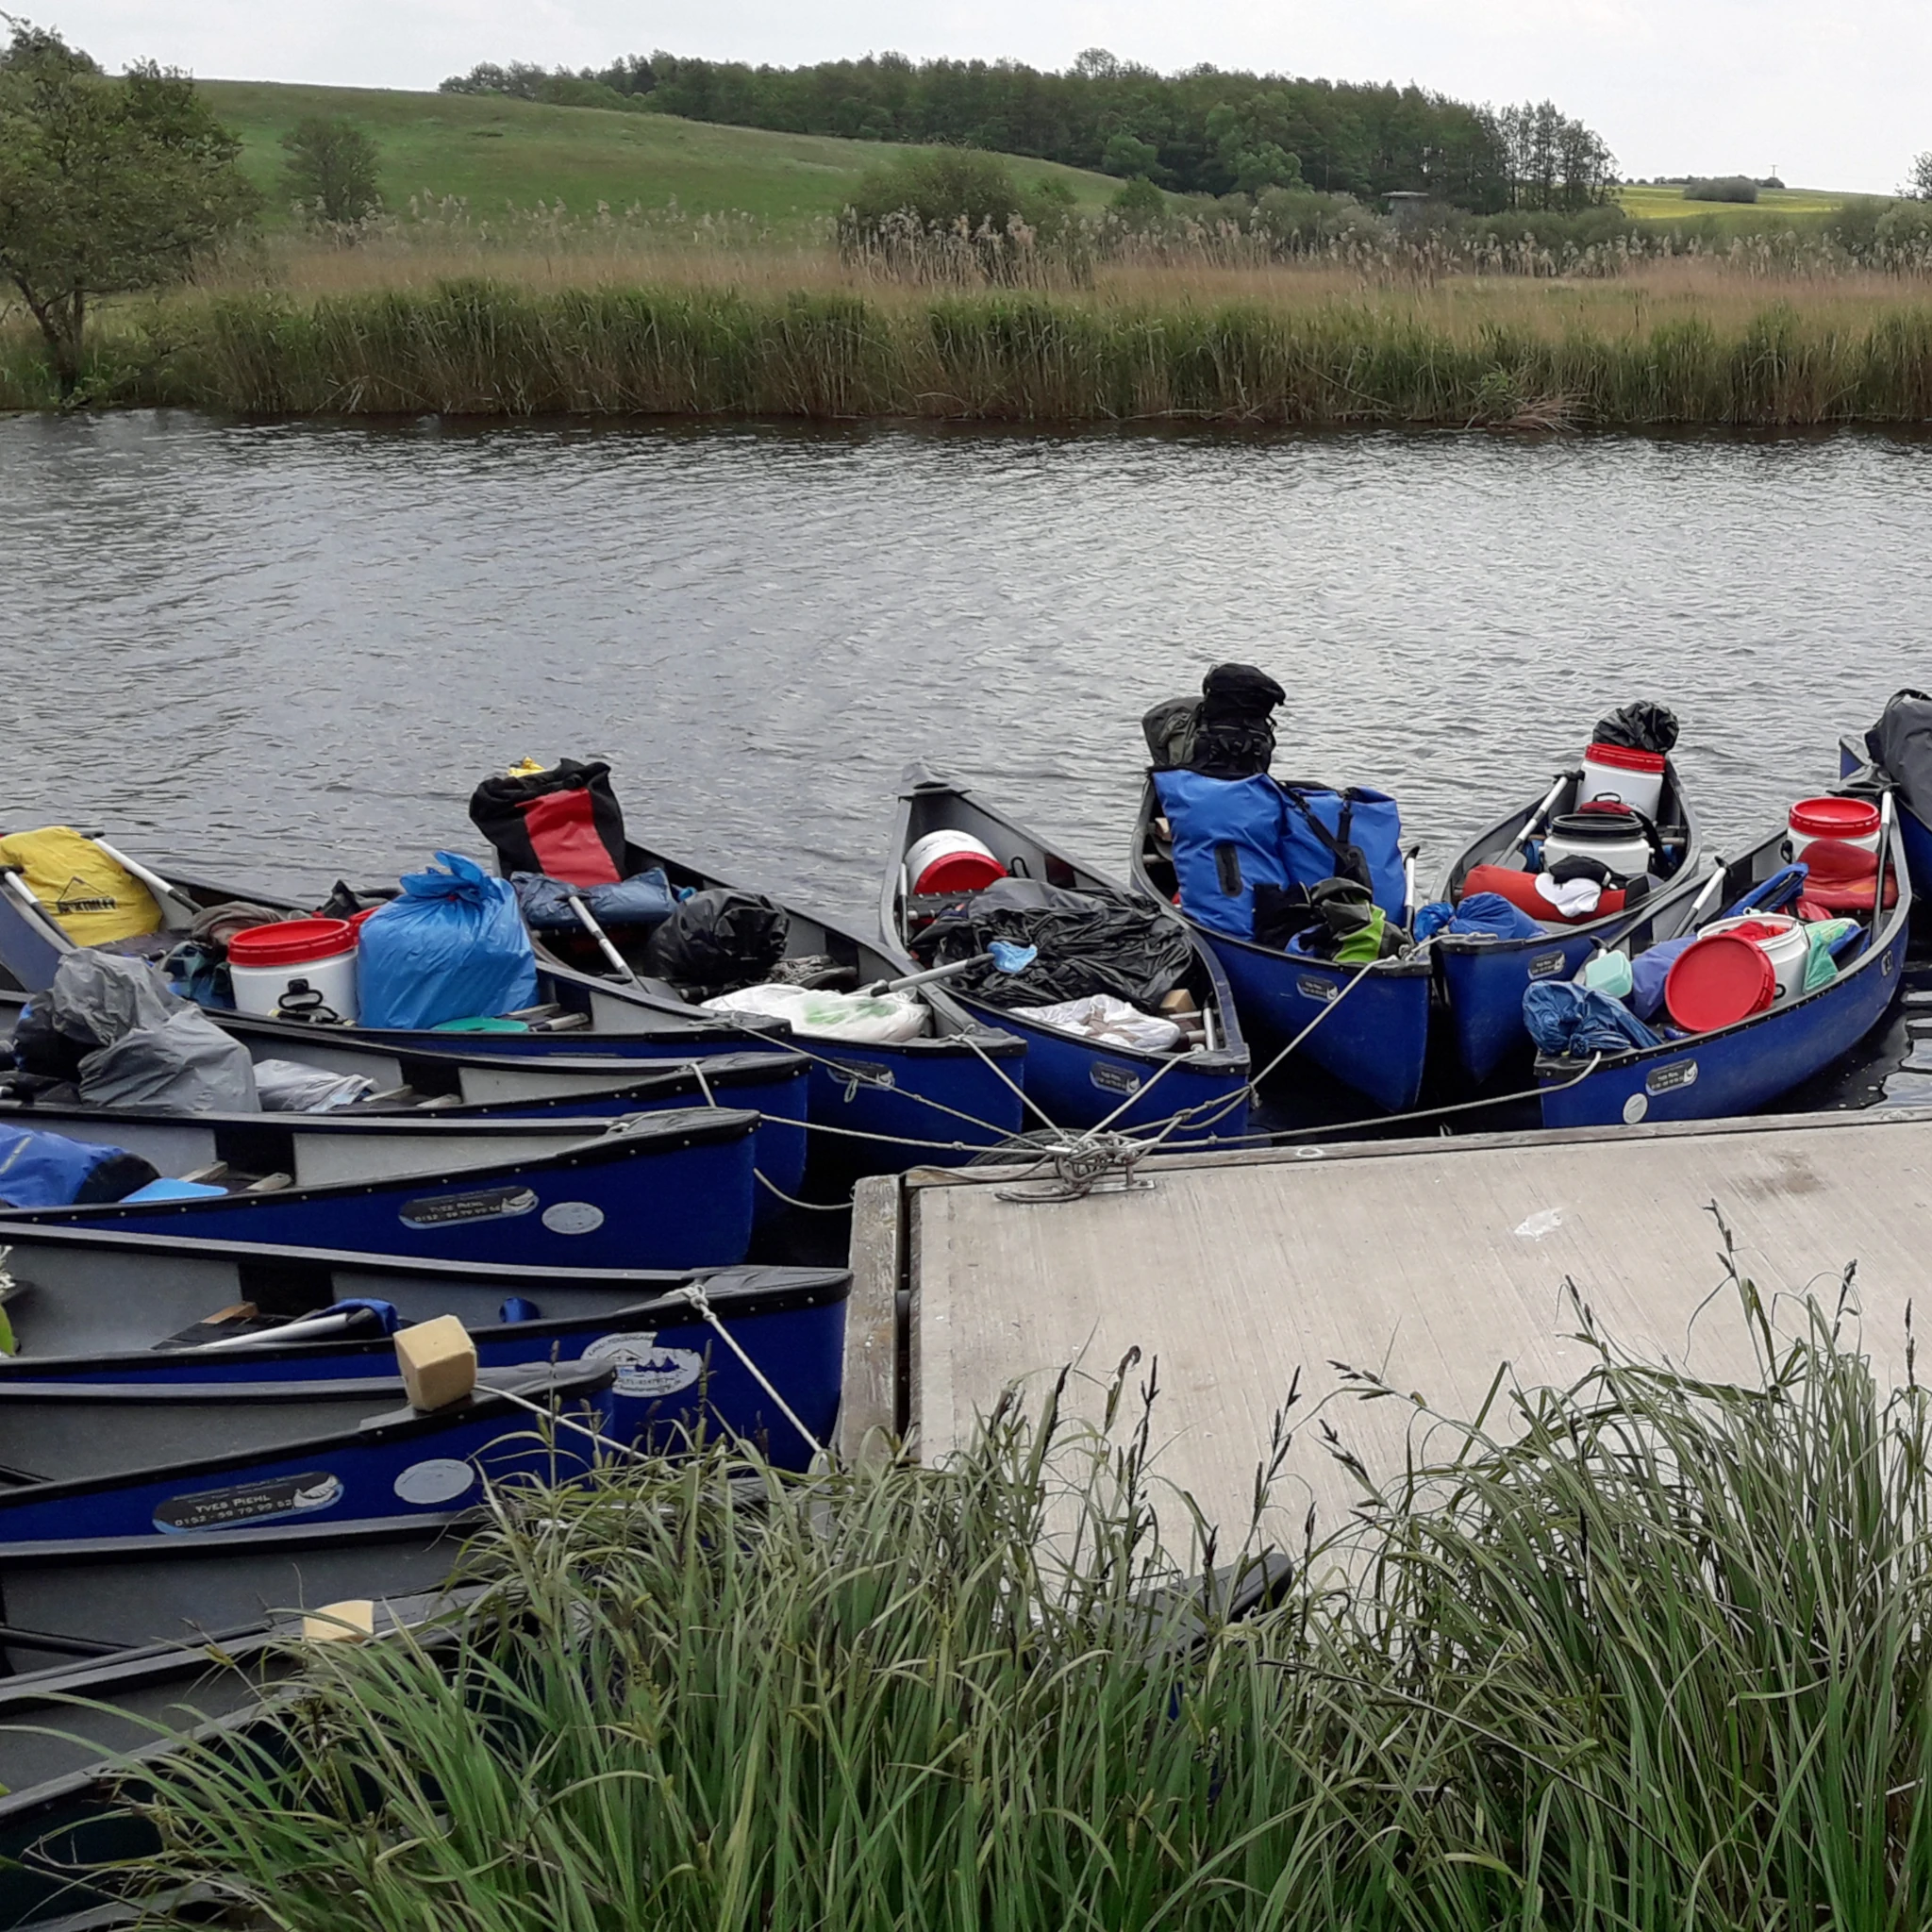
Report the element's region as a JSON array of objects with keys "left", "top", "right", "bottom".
[{"left": 4, "top": 412, "right": 1929, "bottom": 933}]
